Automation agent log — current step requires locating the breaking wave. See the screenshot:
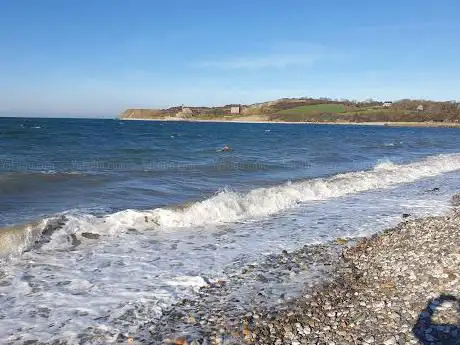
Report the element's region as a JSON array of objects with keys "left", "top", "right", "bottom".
[{"left": 2, "top": 153, "right": 460, "bottom": 258}]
